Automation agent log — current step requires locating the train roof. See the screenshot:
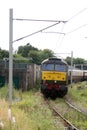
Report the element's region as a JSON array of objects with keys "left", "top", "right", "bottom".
[{"left": 41, "top": 57, "right": 68, "bottom": 65}]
